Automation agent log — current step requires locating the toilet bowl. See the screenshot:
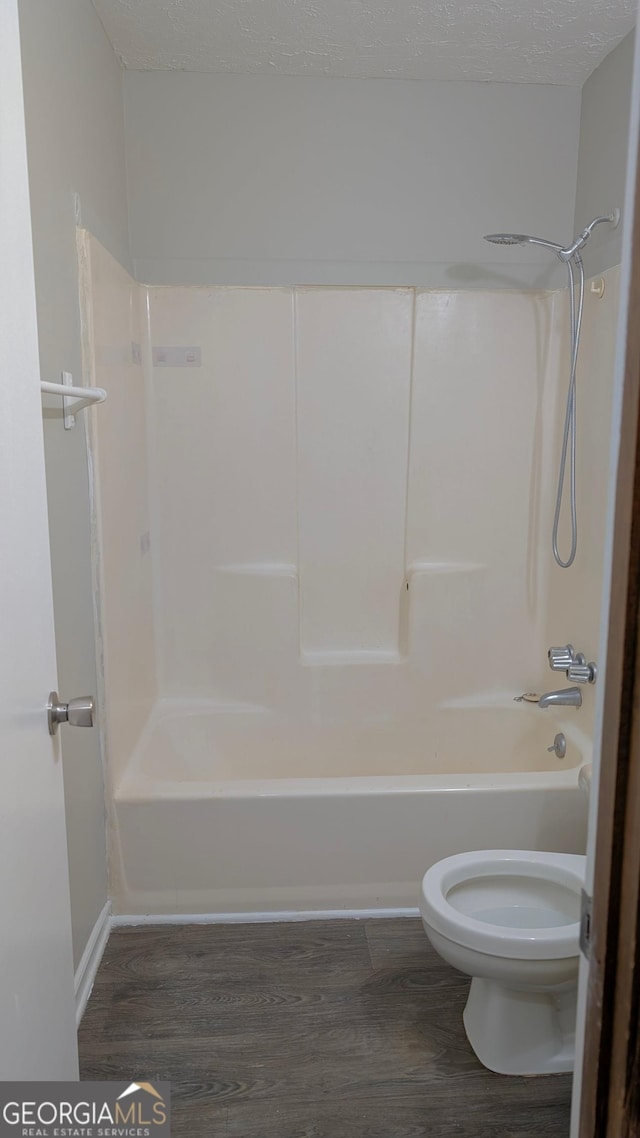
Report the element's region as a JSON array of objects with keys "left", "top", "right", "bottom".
[{"left": 419, "top": 849, "right": 585, "bottom": 1076}]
